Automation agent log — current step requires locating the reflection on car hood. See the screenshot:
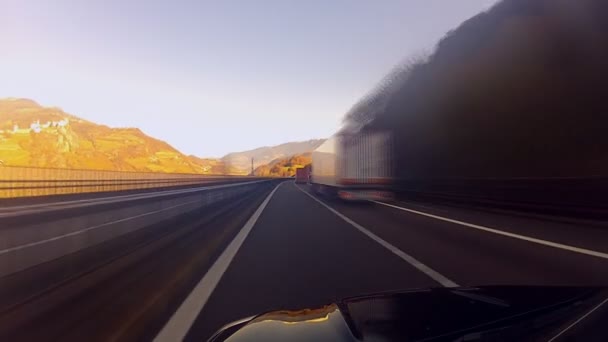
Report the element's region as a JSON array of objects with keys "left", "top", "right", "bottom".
[{"left": 209, "top": 286, "right": 608, "bottom": 342}]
